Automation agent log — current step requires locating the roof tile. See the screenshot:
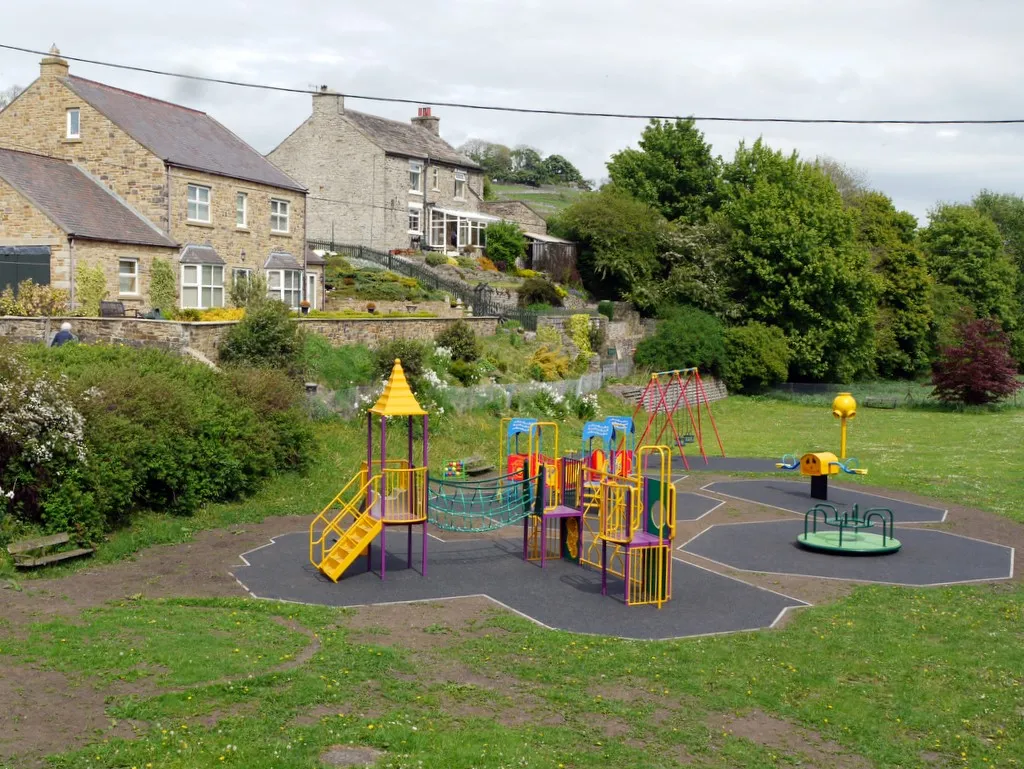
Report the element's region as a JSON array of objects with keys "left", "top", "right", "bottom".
[{"left": 0, "top": 148, "right": 177, "bottom": 247}]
